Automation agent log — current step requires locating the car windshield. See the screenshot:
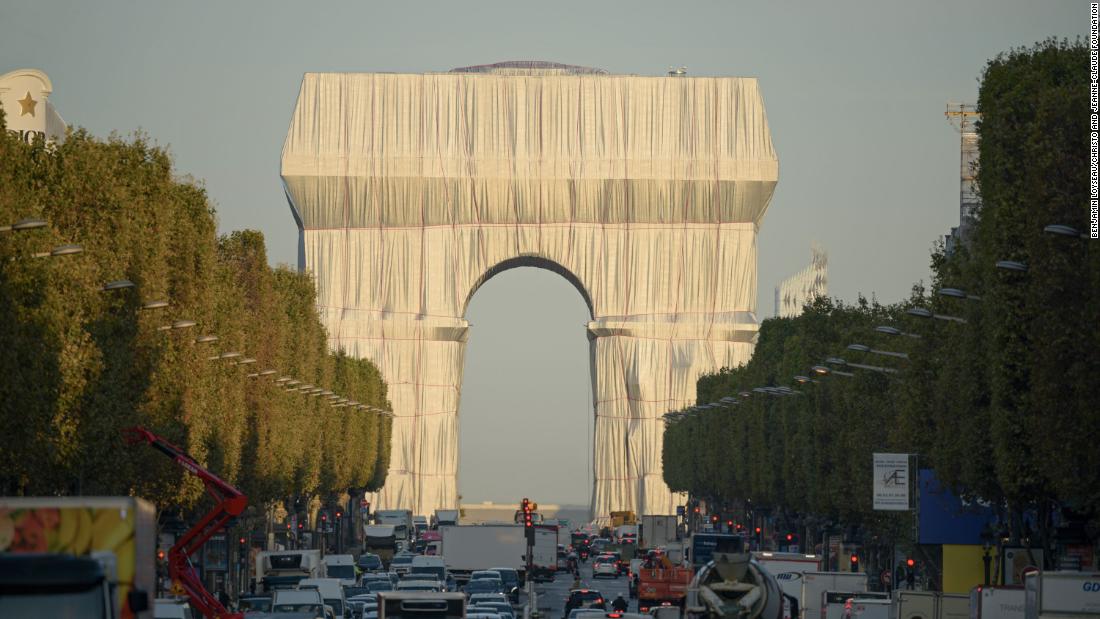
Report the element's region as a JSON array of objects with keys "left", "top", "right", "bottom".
[
  {"left": 392, "top": 555, "right": 414, "bottom": 565},
  {"left": 274, "top": 603, "right": 322, "bottom": 613},
  {"left": 367, "top": 581, "right": 394, "bottom": 592},
  {"left": 466, "top": 581, "right": 500, "bottom": 593},
  {"left": 359, "top": 555, "right": 383, "bottom": 569},
  {"left": 328, "top": 565, "right": 356, "bottom": 580},
  {"left": 239, "top": 597, "right": 272, "bottom": 611},
  {"left": 572, "top": 591, "right": 604, "bottom": 602}
]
